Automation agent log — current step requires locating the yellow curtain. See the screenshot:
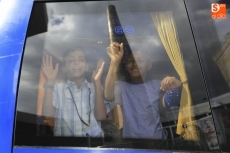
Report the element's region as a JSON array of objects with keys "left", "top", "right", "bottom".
[{"left": 151, "top": 12, "right": 199, "bottom": 140}]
